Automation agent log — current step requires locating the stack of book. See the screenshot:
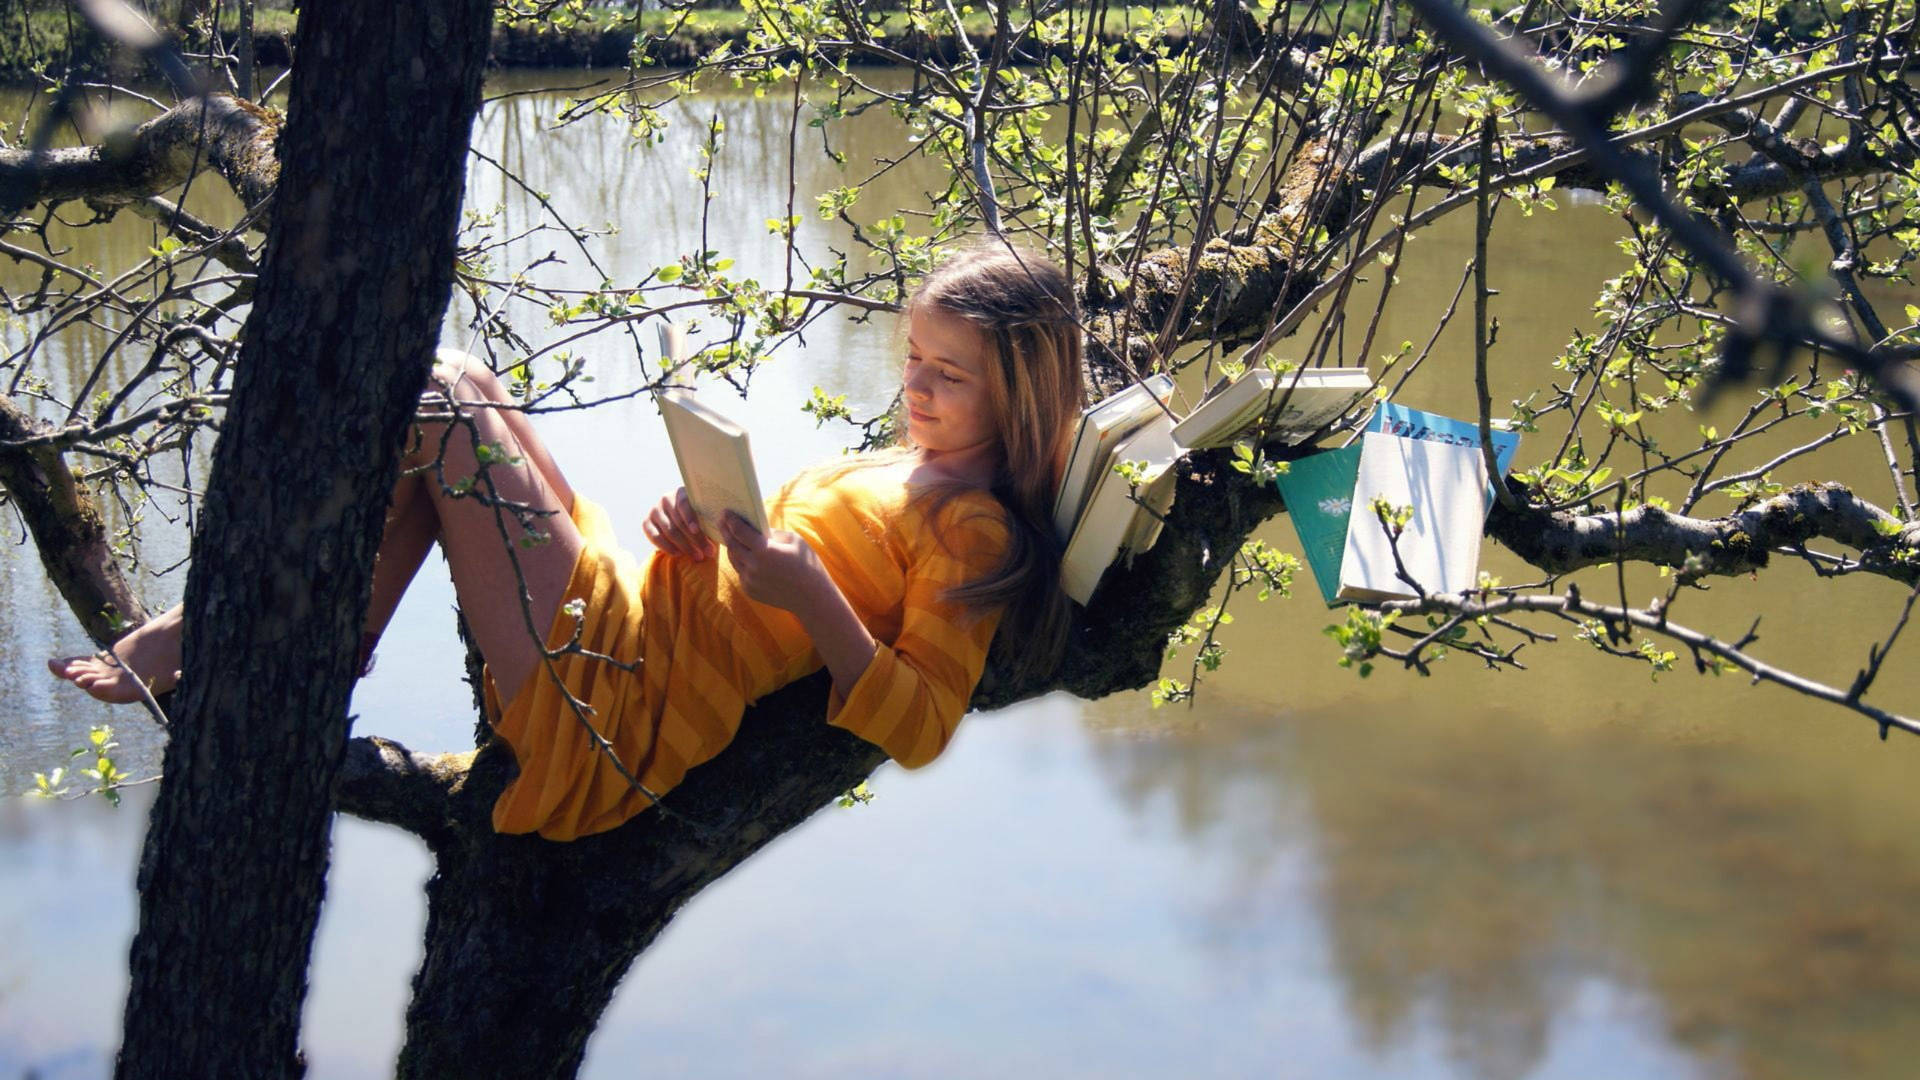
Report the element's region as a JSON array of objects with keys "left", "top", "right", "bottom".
[
  {"left": 1054, "top": 363, "right": 1373, "bottom": 605},
  {"left": 1273, "top": 403, "right": 1521, "bottom": 605}
]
